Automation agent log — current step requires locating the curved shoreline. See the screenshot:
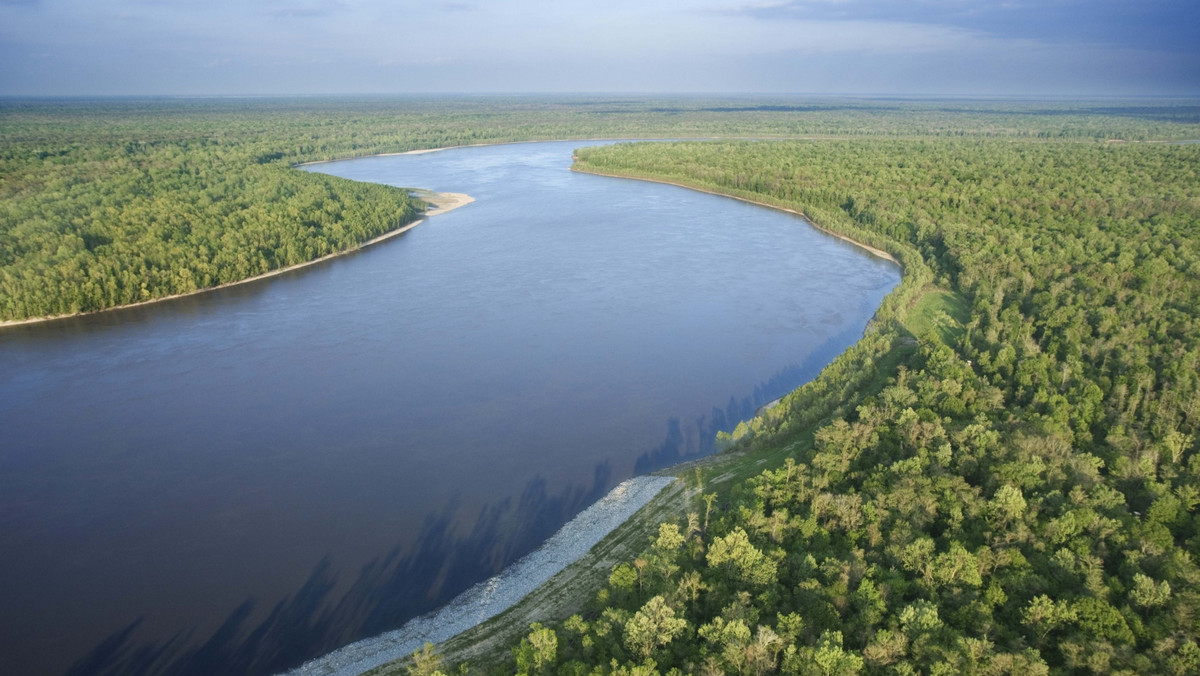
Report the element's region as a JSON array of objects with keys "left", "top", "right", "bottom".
[
  {"left": 0, "top": 191, "right": 473, "bottom": 329},
  {"left": 295, "top": 149, "right": 905, "bottom": 676},
  {"left": 291, "top": 138, "right": 686, "bottom": 168},
  {"left": 283, "top": 144, "right": 904, "bottom": 676},
  {"left": 14, "top": 140, "right": 902, "bottom": 675},
  {"left": 307, "top": 140, "right": 896, "bottom": 268},
  {"left": 570, "top": 165, "right": 899, "bottom": 265}
]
